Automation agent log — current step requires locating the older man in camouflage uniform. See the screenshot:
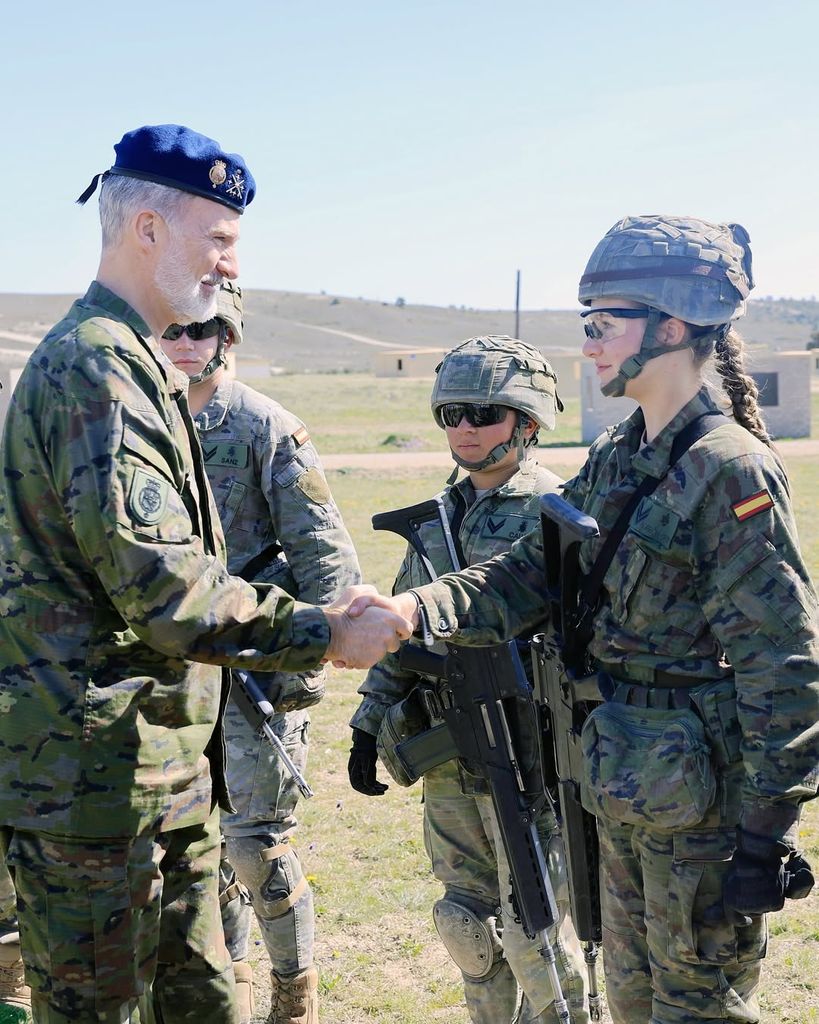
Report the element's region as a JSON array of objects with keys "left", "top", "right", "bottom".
[
  {"left": 161, "top": 282, "right": 361, "bottom": 1024},
  {"left": 0, "top": 124, "right": 409, "bottom": 1024}
]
